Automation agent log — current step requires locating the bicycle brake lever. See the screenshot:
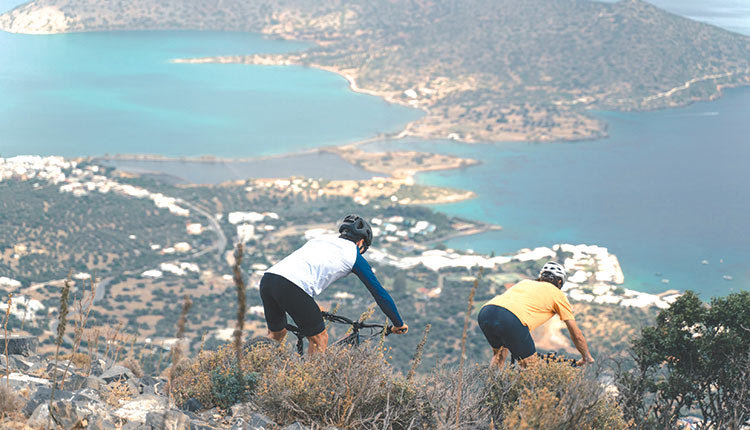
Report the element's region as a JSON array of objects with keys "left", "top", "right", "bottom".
[{"left": 385, "top": 326, "right": 393, "bottom": 336}]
